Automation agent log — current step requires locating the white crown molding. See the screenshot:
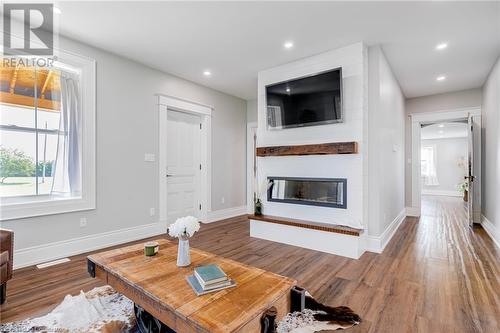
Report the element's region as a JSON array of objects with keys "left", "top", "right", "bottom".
[
  {"left": 14, "top": 223, "right": 164, "bottom": 269},
  {"left": 481, "top": 215, "right": 500, "bottom": 250}
]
